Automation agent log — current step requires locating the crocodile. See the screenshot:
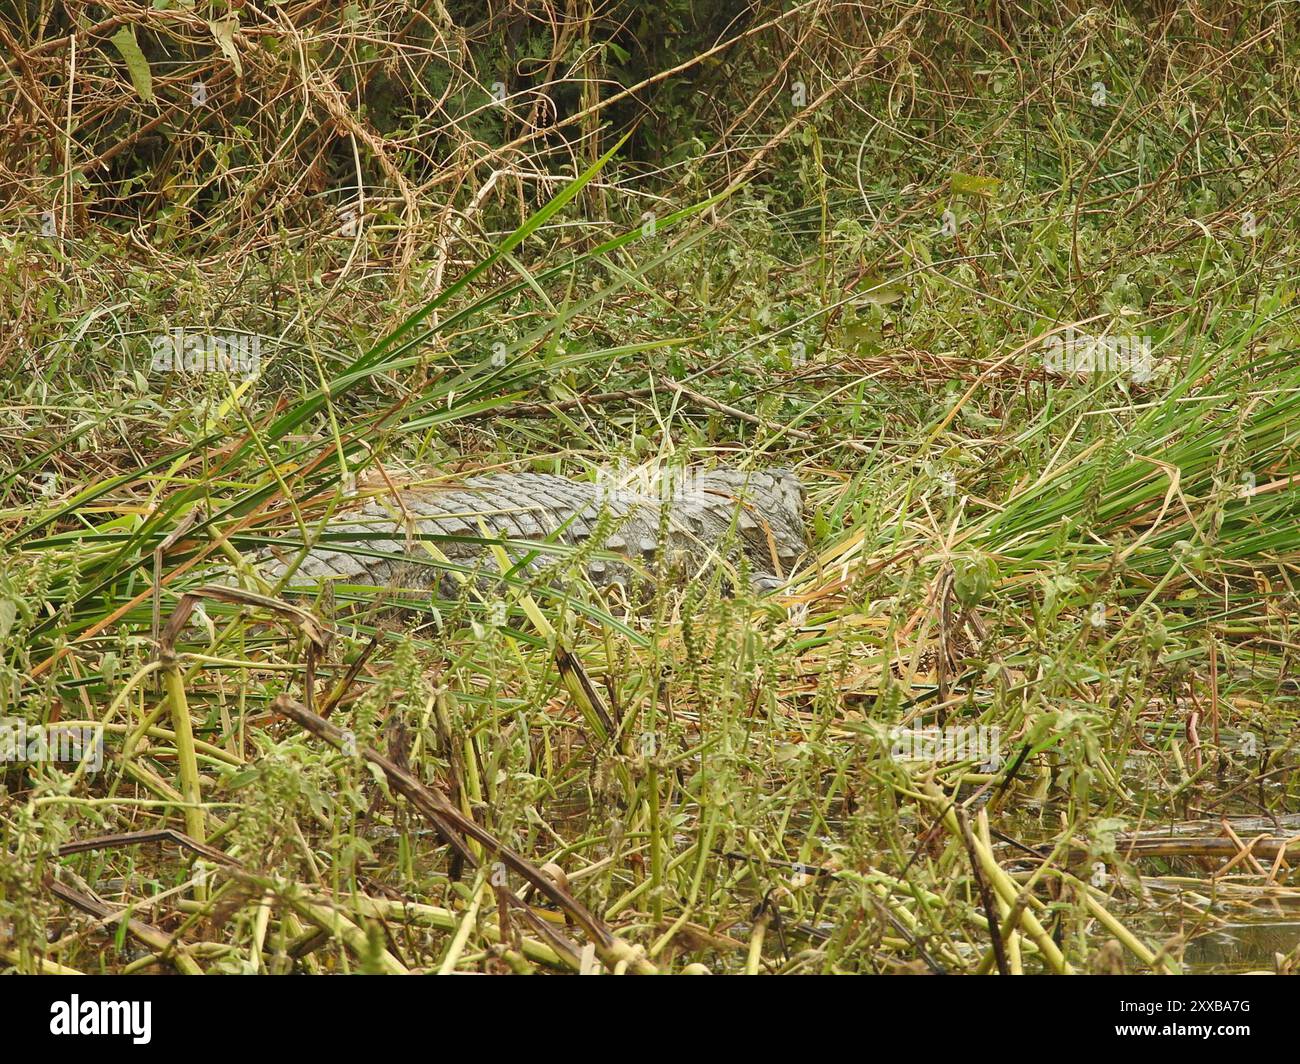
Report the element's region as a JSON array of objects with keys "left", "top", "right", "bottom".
[{"left": 249, "top": 467, "right": 807, "bottom": 597}]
